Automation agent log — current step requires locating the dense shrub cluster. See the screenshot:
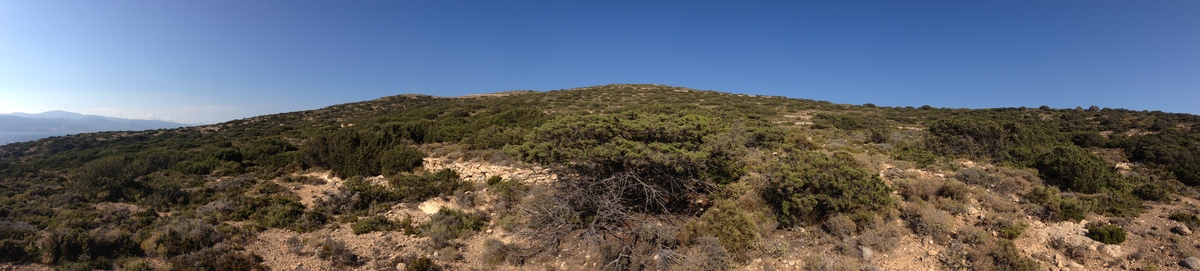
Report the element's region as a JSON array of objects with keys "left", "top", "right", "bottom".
[
  {"left": 1034, "top": 146, "right": 1125, "bottom": 193},
  {"left": 1085, "top": 223, "right": 1127, "bottom": 245},
  {"left": 511, "top": 107, "right": 778, "bottom": 214},
  {"left": 761, "top": 152, "right": 893, "bottom": 226},
  {"left": 301, "top": 129, "right": 426, "bottom": 178}
]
